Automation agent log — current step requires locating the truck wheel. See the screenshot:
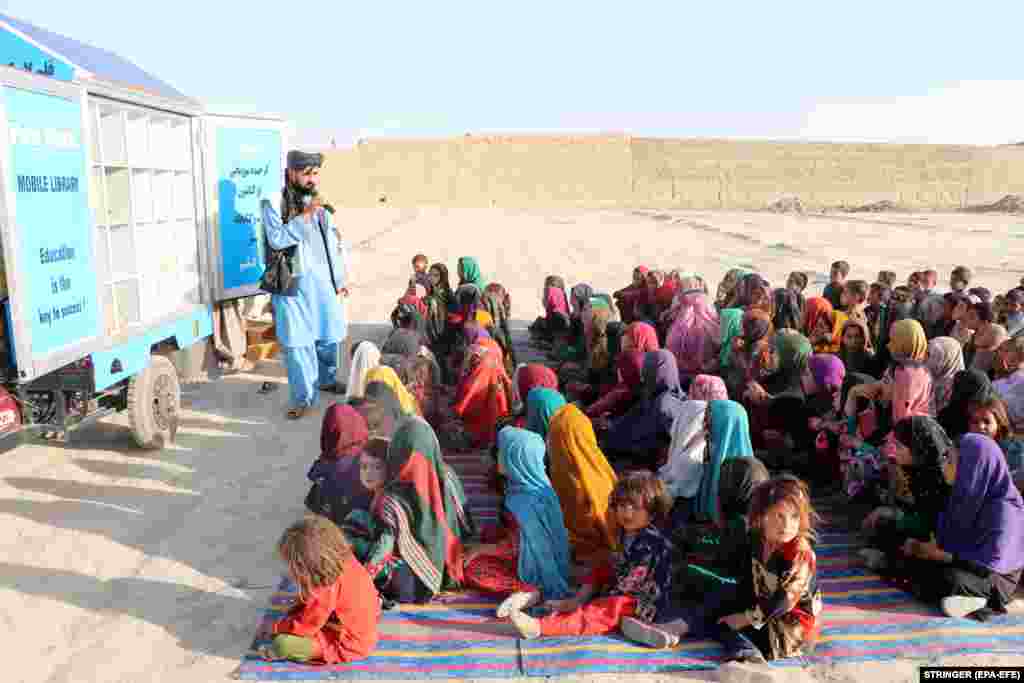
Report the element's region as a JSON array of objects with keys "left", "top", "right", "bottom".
[{"left": 128, "top": 355, "right": 180, "bottom": 449}]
